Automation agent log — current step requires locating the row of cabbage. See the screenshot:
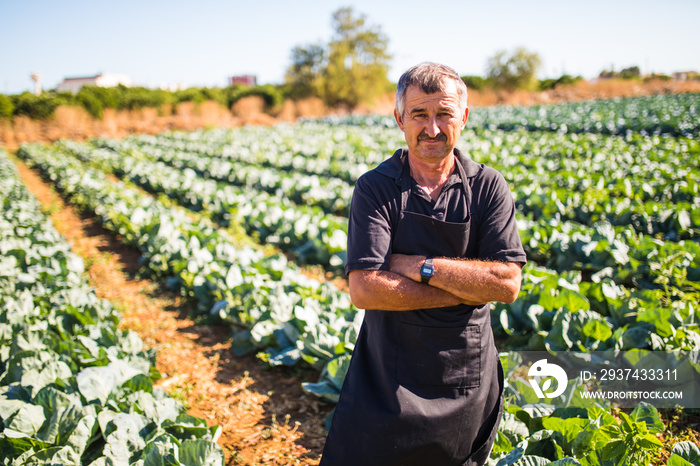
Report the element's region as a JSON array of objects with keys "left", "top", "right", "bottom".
[
  {"left": 112, "top": 122, "right": 699, "bottom": 243},
  {"left": 102, "top": 127, "right": 699, "bottom": 241},
  {"left": 12, "top": 156, "right": 698, "bottom": 465},
  {"left": 465, "top": 130, "right": 700, "bottom": 241},
  {"left": 464, "top": 93, "right": 700, "bottom": 138},
  {"left": 15, "top": 143, "right": 361, "bottom": 406},
  {"left": 0, "top": 150, "right": 225, "bottom": 465},
  {"left": 54, "top": 139, "right": 349, "bottom": 270},
  {"left": 81, "top": 127, "right": 700, "bottom": 295},
  {"left": 13, "top": 91, "right": 700, "bottom": 464},
  {"left": 104, "top": 122, "right": 400, "bottom": 183},
  {"left": 24, "top": 135, "right": 700, "bottom": 382},
  {"left": 29, "top": 137, "right": 700, "bottom": 465},
  {"left": 51, "top": 129, "right": 700, "bottom": 356},
  {"left": 312, "top": 93, "right": 700, "bottom": 137},
  {"left": 94, "top": 137, "right": 355, "bottom": 217}
]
